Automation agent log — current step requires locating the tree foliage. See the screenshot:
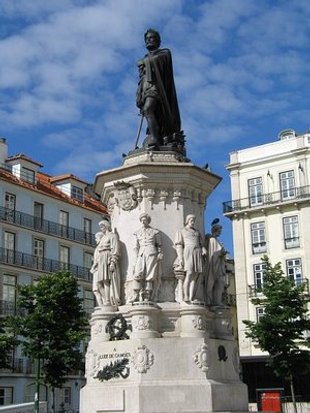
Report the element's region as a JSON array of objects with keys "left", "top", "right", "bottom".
[
  {"left": 0, "top": 317, "right": 16, "bottom": 369},
  {"left": 243, "top": 256, "right": 310, "bottom": 381},
  {"left": 8, "top": 271, "right": 88, "bottom": 388}
]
